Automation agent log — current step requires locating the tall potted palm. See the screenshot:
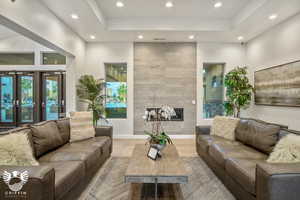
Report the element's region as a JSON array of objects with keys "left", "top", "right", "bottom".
[
  {"left": 224, "top": 67, "right": 254, "bottom": 118},
  {"left": 77, "top": 75, "right": 106, "bottom": 126}
]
